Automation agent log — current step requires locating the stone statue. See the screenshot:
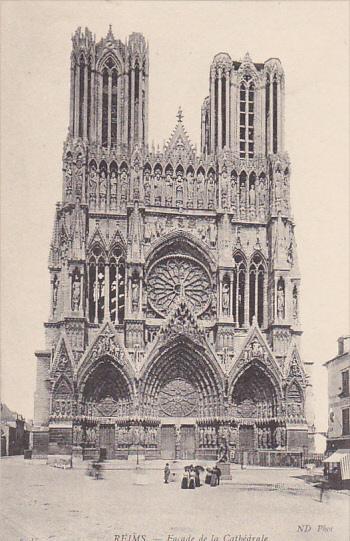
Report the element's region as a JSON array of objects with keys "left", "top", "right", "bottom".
[
  {"left": 110, "top": 171, "right": 117, "bottom": 197},
  {"left": 222, "top": 282, "right": 230, "bottom": 316},
  {"left": 131, "top": 279, "right": 139, "bottom": 312},
  {"left": 196, "top": 172, "right": 205, "bottom": 208},
  {"left": 208, "top": 223, "right": 217, "bottom": 247},
  {"left": 277, "top": 284, "right": 285, "bottom": 319},
  {"left": 249, "top": 184, "right": 256, "bottom": 206},
  {"left": 293, "top": 287, "right": 298, "bottom": 319},
  {"left": 207, "top": 173, "right": 215, "bottom": 209},
  {"left": 187, "top": 171, "right": 194, "bottom": 207},
  {"left": 221, "top": 171, "right": 228, "bottom": 209},
  {"left": 99, "top": 170, "right": 107, "bottom": 198},
  {"left": 74, "top": 159, "right": 83, "bottom": 199},
  {"left": 65, "top": 163, "right": 72, "bottom": 195},
  {"left": 120, "top": 170, "right": 128, "bottom": 206},
  {"left": 165, "top": 174, "right": 173, "bottom": 207},
  {"left": 72, "top": 279, "right": 81, "bottom": 311},
  {"left": 143, "top": 172, "right": 151, "bottom": 205},
  {"left": 52, "top": 277, "right": 58, "bottom": 313},
  {"left": 230, "top": 177, "right": 237, "bottom": 209},
  {"left": 175, "top": 175, "right": 183, "bottom": 208}
]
